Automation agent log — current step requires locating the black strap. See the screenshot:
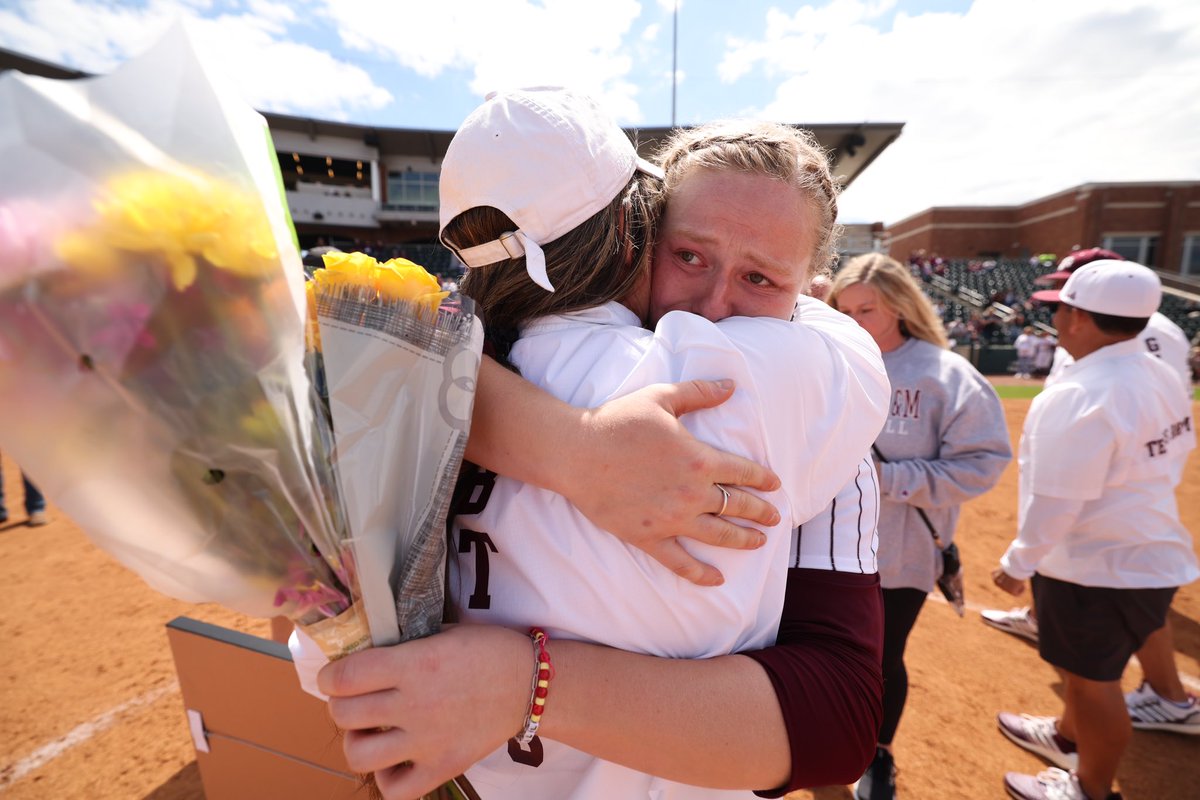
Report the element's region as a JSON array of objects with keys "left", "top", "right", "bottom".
[{"left": 871, "top": 444, "right": 944, "bottom": 549}]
